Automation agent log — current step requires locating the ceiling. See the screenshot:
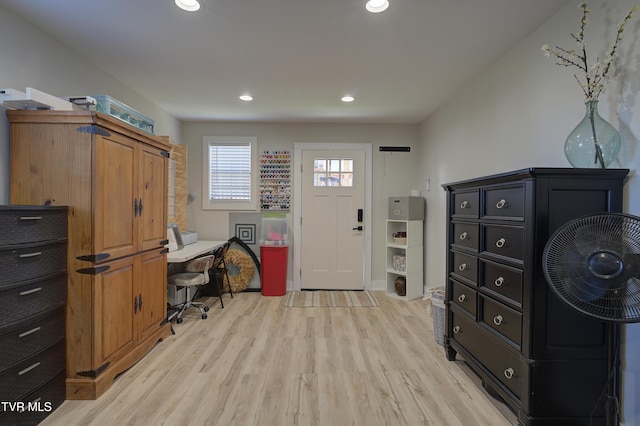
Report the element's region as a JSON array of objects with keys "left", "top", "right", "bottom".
[{"left": 1, "top": 0, "right": 569, "bottom": 123}]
